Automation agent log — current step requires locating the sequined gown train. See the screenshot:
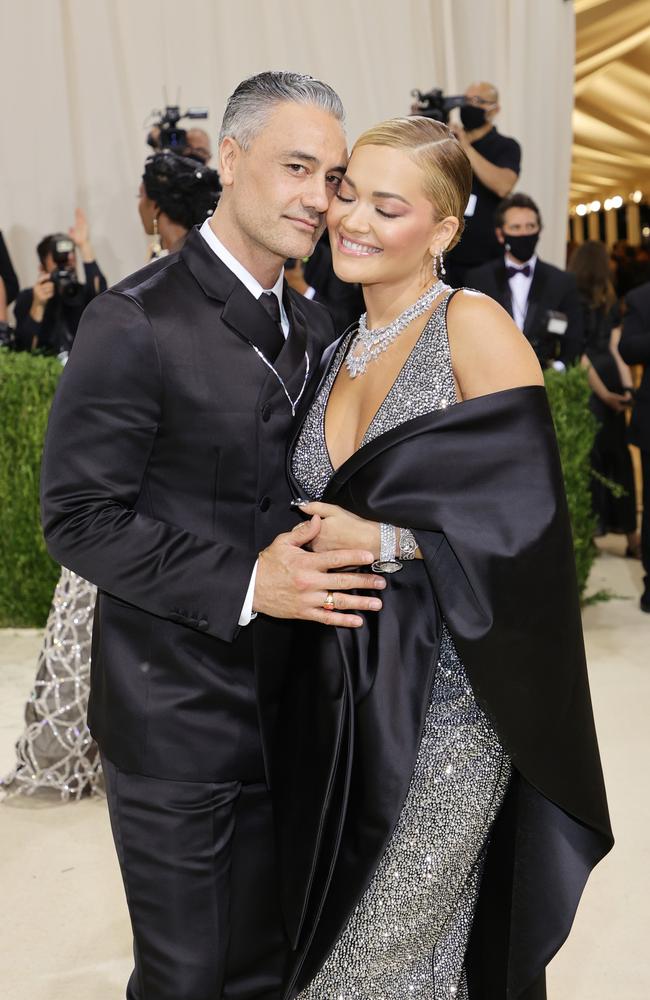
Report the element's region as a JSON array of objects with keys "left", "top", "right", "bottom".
[
  {"left": 1, "top": 568, "right": 102, "bottom": 801},
  {"left": 291, "top": 292, "right": 512, "bottom": 999}
]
